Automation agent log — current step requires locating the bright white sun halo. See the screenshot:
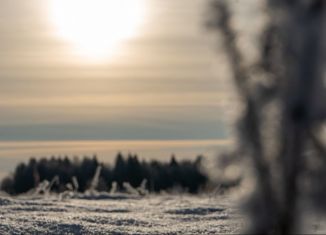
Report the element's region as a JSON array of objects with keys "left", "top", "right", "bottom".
[{"left": 49, "top": 0, "right": 146, "bottom": 60}]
